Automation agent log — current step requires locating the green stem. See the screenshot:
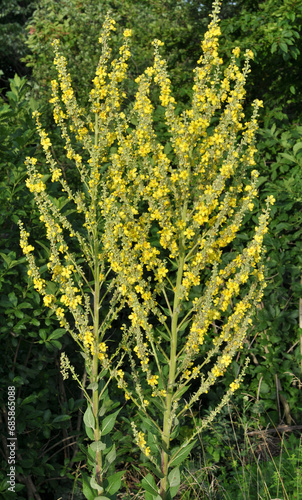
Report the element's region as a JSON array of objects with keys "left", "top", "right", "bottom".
[
  {"left": 160, "top": 206, "right": 187, "bottom": 498},
  {"left": 92, "top": 249, "right": 102, "bottom": 484},
  {"left": 92, "top": 112, "right": 102, "bottom": 484}
]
